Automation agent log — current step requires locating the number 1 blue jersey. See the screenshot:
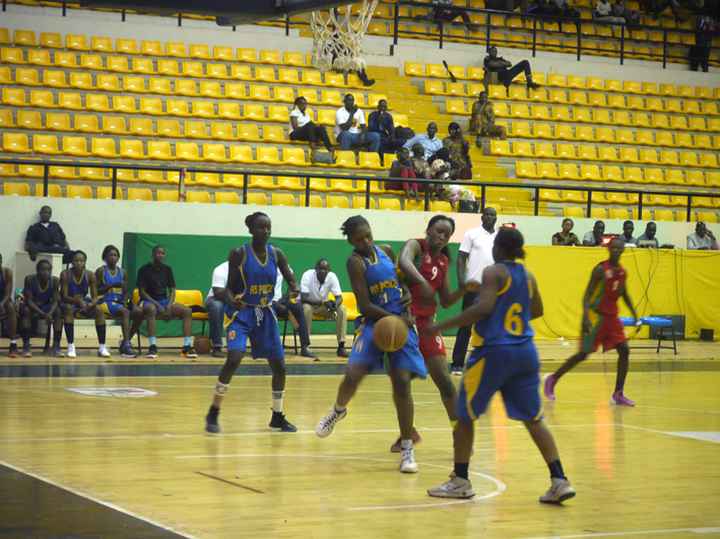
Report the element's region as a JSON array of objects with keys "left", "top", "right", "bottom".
[{"left": 470, "top": 262, "right": 534, "bottom": 348}]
